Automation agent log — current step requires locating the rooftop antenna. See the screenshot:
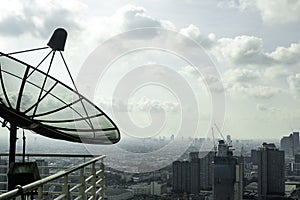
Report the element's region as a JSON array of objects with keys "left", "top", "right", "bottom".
[{"left": 0, "top": 28, "right": 120, "bottom": 166}]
